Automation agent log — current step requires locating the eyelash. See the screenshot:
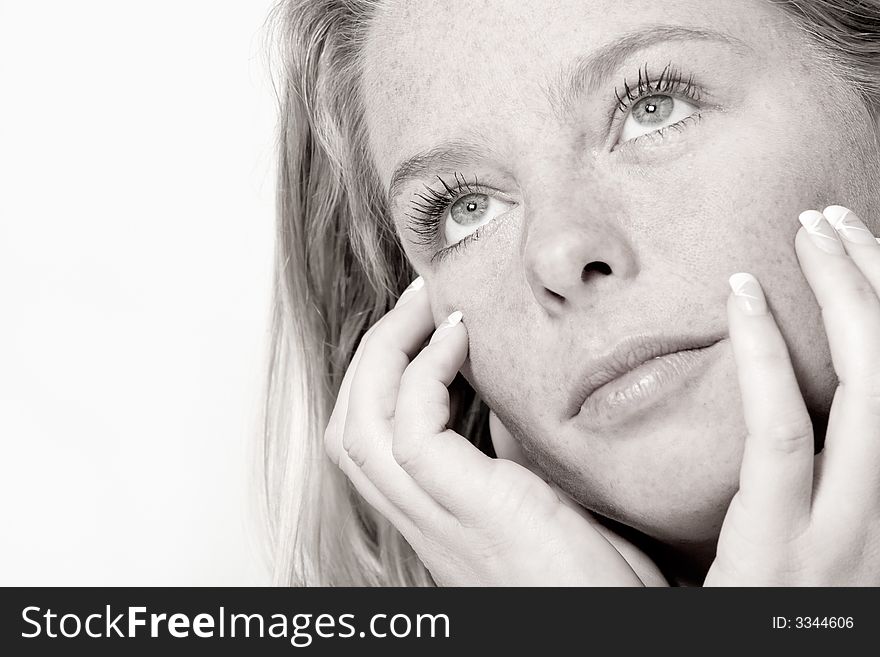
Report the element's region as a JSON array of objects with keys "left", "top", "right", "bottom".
[
  {"left": 614, "top": 62, "right": 698, "bottom": 111},
  {"left": 611, "top": 62, "right": 703, "bottom": 142},
  {"left": 405, "top": 172, "right": 490, "bottom": 263}
]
